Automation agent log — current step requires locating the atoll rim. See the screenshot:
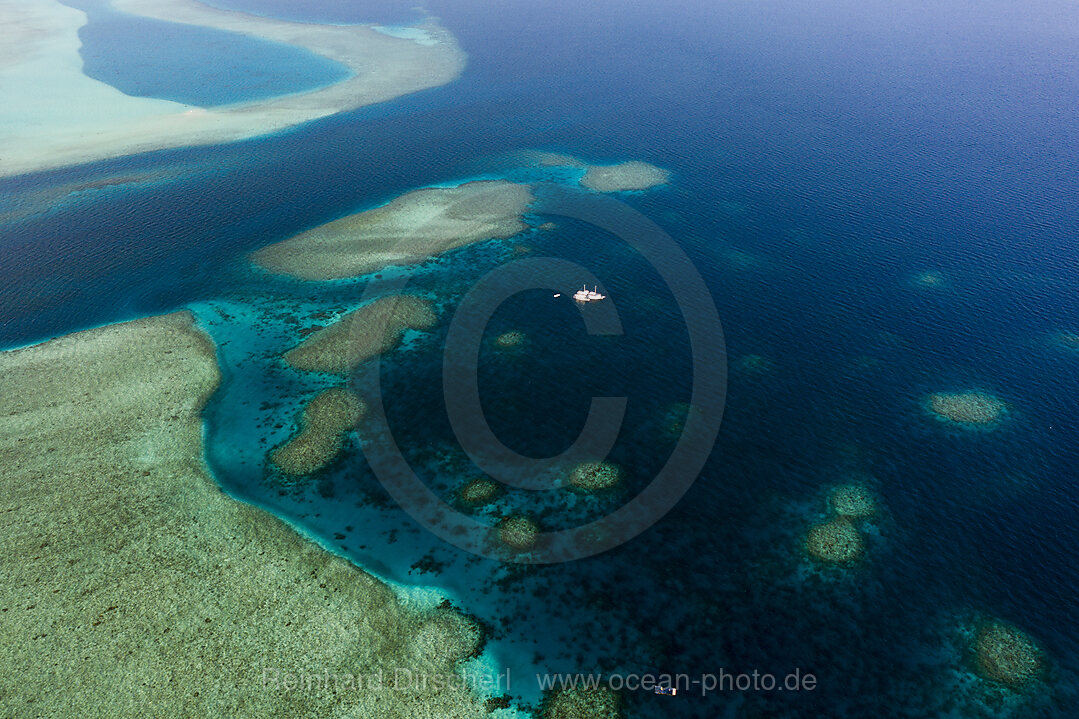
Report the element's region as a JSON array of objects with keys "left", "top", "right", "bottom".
[
  {"left": 458, "top": 477, "right": 501, "bottom": 505},
  {"left": 495, "top": 330, "right": 525, "bottom": 349},
  {"left": 926, "top": 391, "right": 1008, "bottom": 427},
  {"left": 805, "top": 517, "right": 863, "bottom": 564},
  {"left": 568, "top": 461, "right": 623, "bottom": 492},
  {"left": 829, "top": 484, "right": 877, "bottom": 518},
  {"left": 972, "top": 619, "right": 1045, "bottom": 689},
  {"left": 541, "top": 686, "right": 622, "bottom": 719},
  {"left": 498, "top": 515, "right": 539, "bottom": 551}
]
